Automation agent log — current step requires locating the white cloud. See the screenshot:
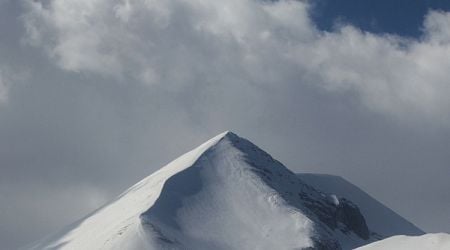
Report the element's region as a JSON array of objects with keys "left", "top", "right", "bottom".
[
  {"left": 296, "top": 24, "right": 450, "bottom": 121},
  {"left": 423, "top": 10, "right": 450, "bottom": 44},
  {"left": 22, "top": 0, "right": 450, "bottom": 124},
  {"left": 22, "top": 0, "right": 313, "bottom": 85}
]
